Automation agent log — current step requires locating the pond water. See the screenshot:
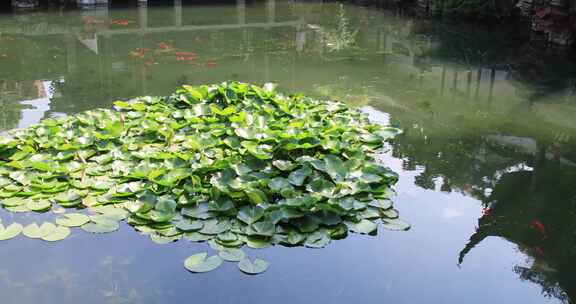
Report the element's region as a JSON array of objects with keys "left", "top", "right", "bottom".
[{"left": 1, "top": 1, "right": 576, "bottom": 303}]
